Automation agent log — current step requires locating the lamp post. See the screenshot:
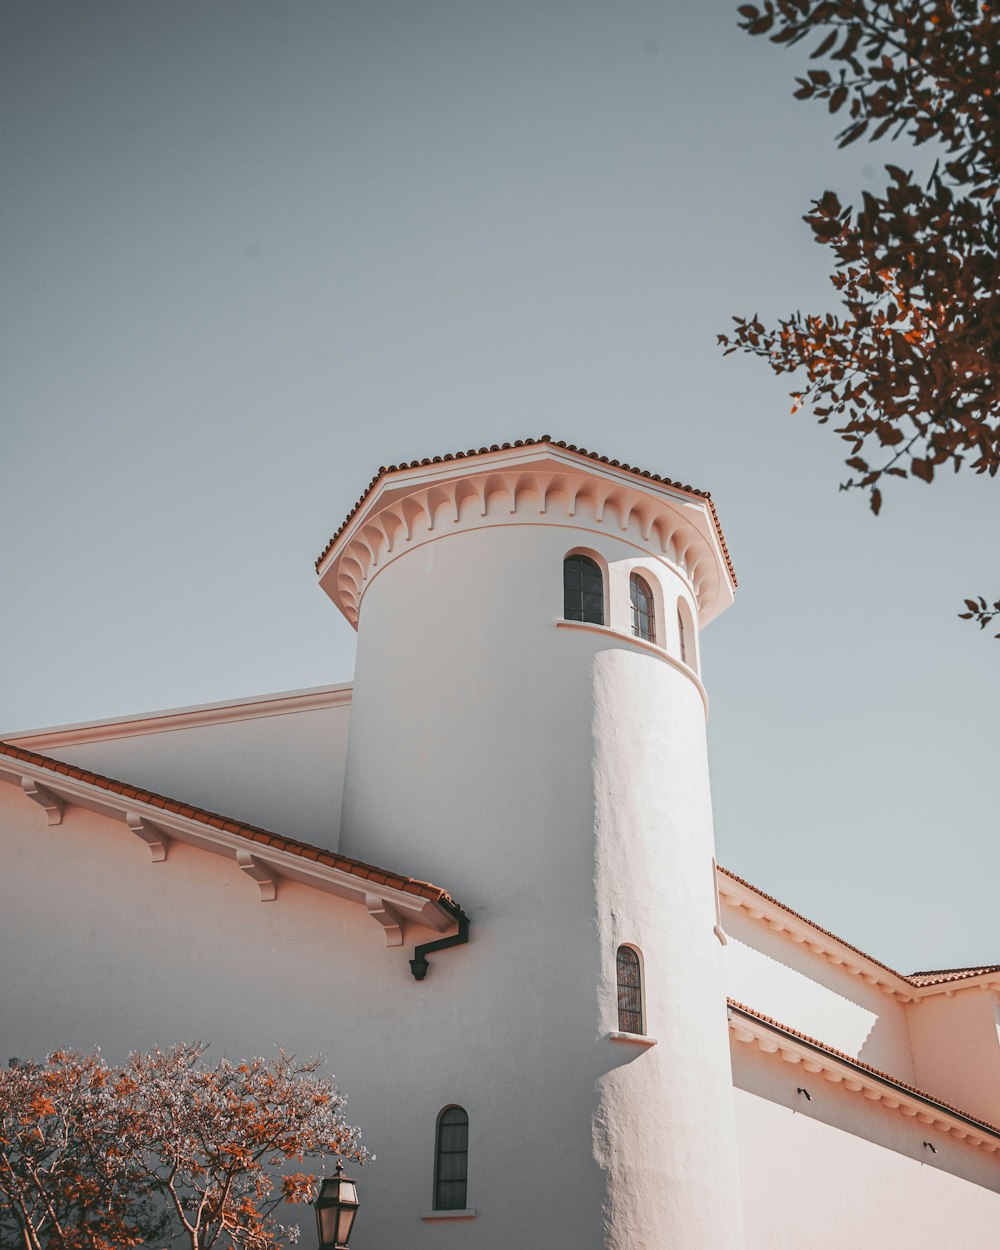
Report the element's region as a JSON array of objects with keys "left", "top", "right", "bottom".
[{"left": 314, "top": 1160, "right": 360, "bottom": 1249}]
